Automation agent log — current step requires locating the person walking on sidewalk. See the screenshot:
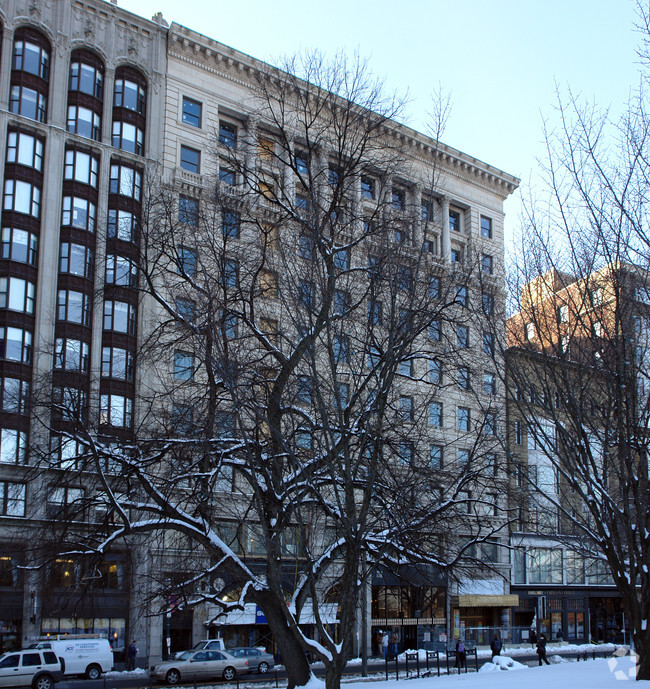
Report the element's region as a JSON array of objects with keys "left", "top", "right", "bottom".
[
  {"left": 126, "top": 640, "right": 138, "bottom": 671},
  {"left": 536, "top": 634, "right": 550, "bottom": 665},
  {"left": 490, "top": 633, "right": 502, "bottom": 659}
]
